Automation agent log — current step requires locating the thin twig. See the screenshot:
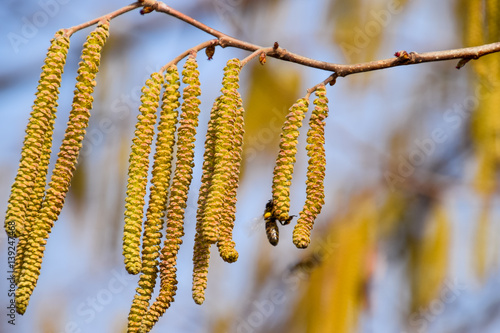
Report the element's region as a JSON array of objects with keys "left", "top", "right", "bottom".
[
  {"left": 306, "top": 76, "right": 337, "bottom": 98},
  {"left": 63, "top": 2, "right": 142, "bottom": 37},
  {"left": 160, "top": 39, "right": 219, "bottom": 73},
  {"left": 240, "top": 47, "right": 273, "bottom": 67}
]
